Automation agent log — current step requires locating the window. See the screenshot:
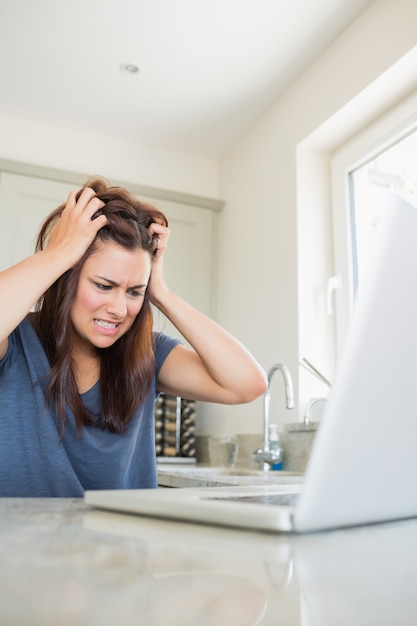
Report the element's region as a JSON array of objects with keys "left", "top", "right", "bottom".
[
  {"left": 331, "top": 90, "right": 417, "bottom": 354},
  {"left": 350, "top": 129, "right": 417, "bottom": 293}
]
